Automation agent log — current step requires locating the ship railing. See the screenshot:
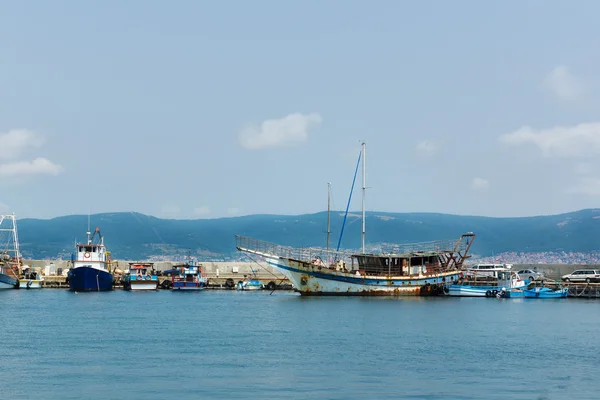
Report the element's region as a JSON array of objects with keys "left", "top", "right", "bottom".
[
  {"left": 235, "top": 235, "right": 354, "bottom": 265},
  {"left": 379, "top": 237, "right": 468, "bottom": 255}
]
